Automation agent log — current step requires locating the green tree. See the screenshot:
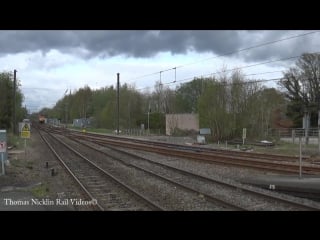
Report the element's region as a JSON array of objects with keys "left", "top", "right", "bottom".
[
  {"left": 198, "top": 80, "right": 233, "bottom": 140},
  {"left": 0, "top": 71, "right": 25, "bottom": 130},
  {"left": 197, "top": 69, "right": 285, "bottom": 140},
  {"left": 74, "top": 85, "right": 93, "bottom": 119},
  {"left": 175, "top": 78, "right": 207, "bottom": 113},
  {"left": 0, "top": 72, "right": 13, "bottom": 129}
]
